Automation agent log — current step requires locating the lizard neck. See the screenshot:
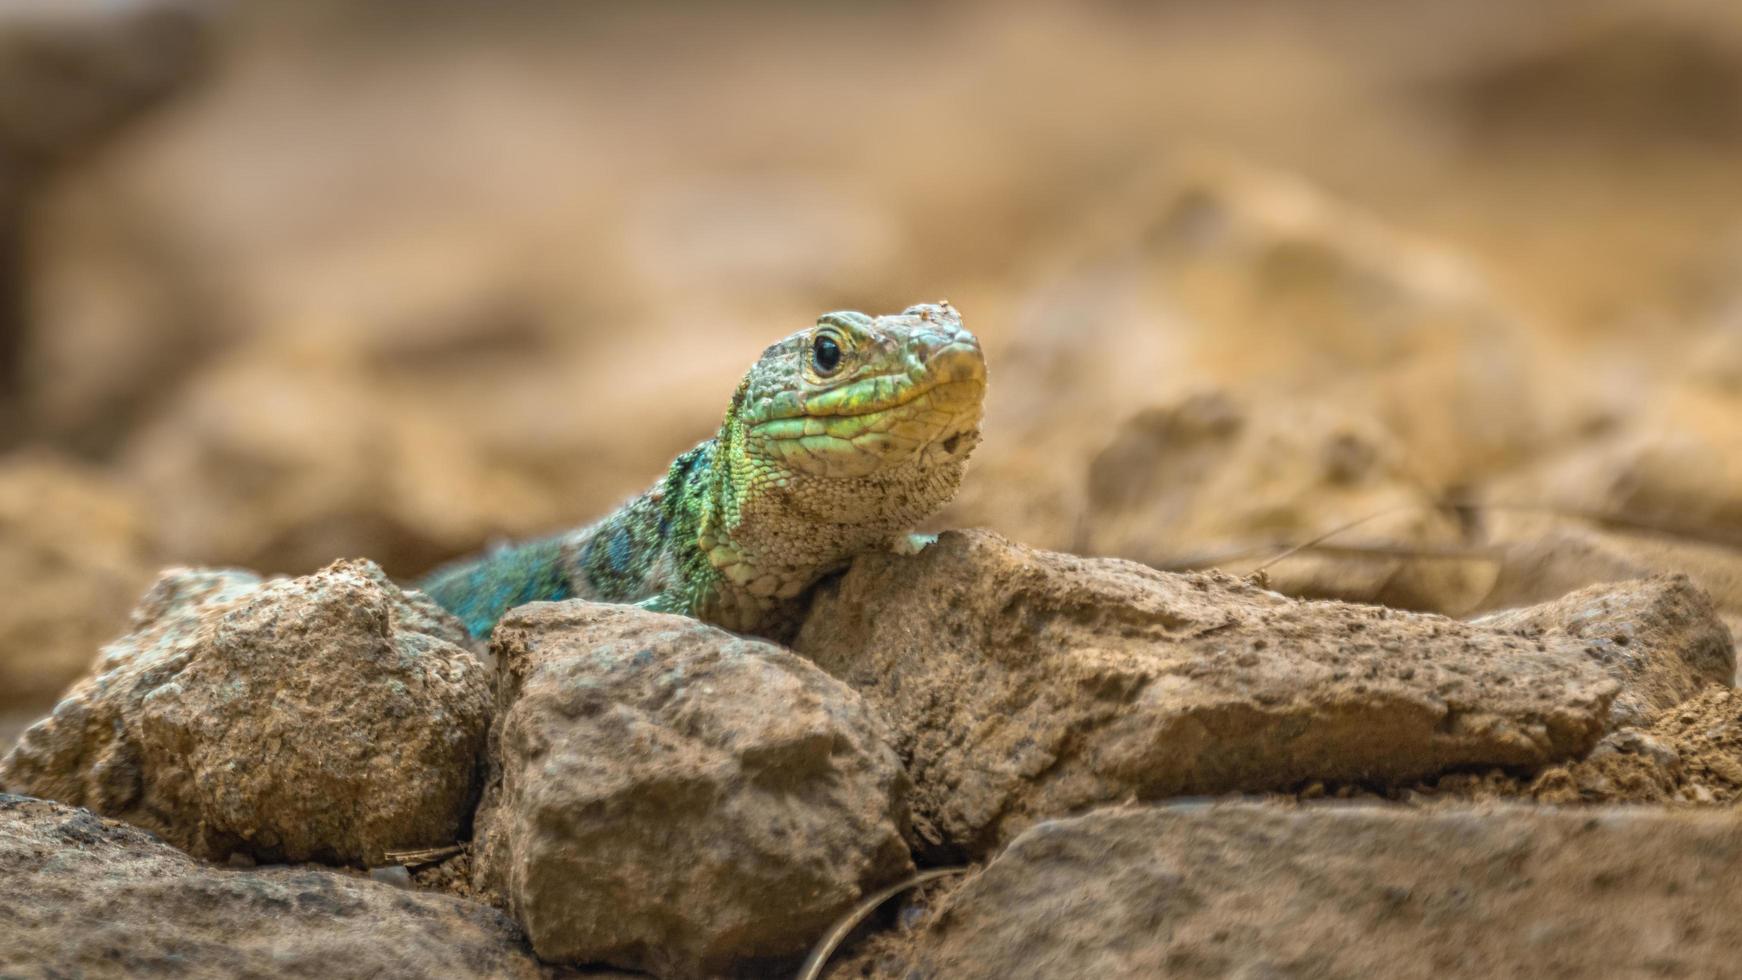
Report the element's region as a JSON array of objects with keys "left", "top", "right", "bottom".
[
  {"left": 685, "top": 417, "right": 810, "bottom": 632},
  {"left": 684, "top": 411, "right": 906, "bottom": 634}
]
